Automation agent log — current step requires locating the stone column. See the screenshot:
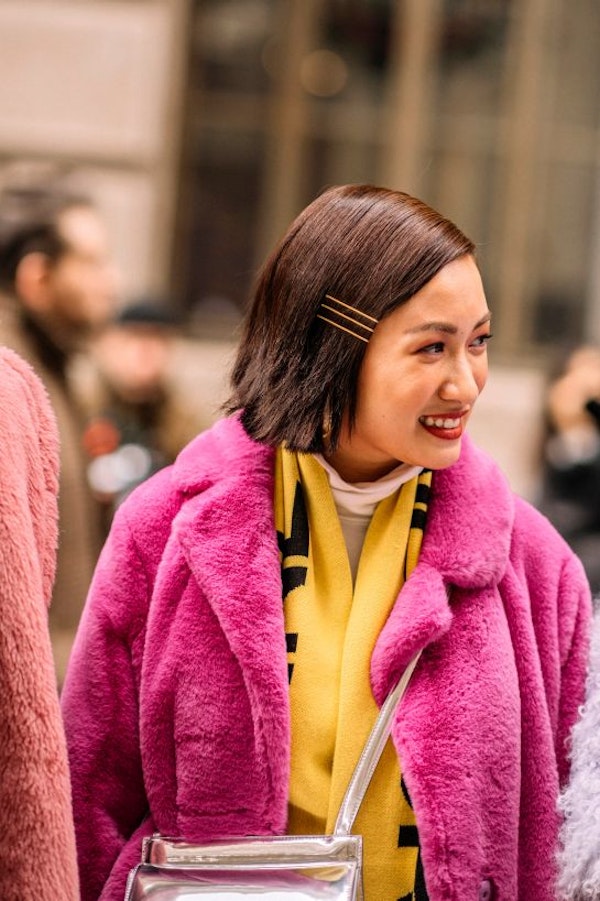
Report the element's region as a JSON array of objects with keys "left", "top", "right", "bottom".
[
  {"left": 490, "top": 0, "right": 555, "bottom": 354},
  {"left": 379, "top": 0, "right": 443, "bottom": 196},
  {"left": 255, "top": 0, "right": 321, "bottom": 263}
]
